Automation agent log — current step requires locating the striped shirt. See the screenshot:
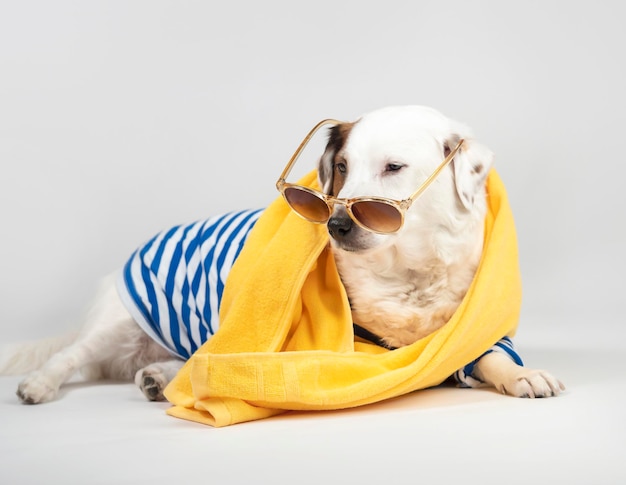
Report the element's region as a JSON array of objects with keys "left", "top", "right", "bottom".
[
  {"left": 117, "top": 209, "right": 263, "bottom": 359},
  {"left": 117, "top": 208, "right": 523, "bottom": 386}
]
